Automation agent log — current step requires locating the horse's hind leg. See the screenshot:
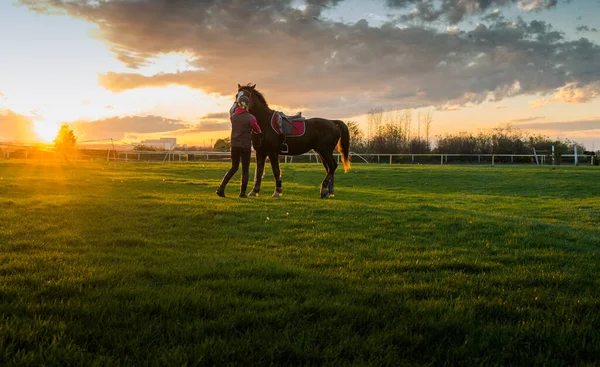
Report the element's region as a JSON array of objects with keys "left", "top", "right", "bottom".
[
  {"left": 317, "top": 152, "right": 333, "bottom": 198},
  {"left": 249, "top": 151, "right": 267, "bottom": 197},
  {"left": 268, "top": 152, "right": 283, "bottom": 197},
  {"left": 328, "top": 156, "right": 338, "bottom": 197}
]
